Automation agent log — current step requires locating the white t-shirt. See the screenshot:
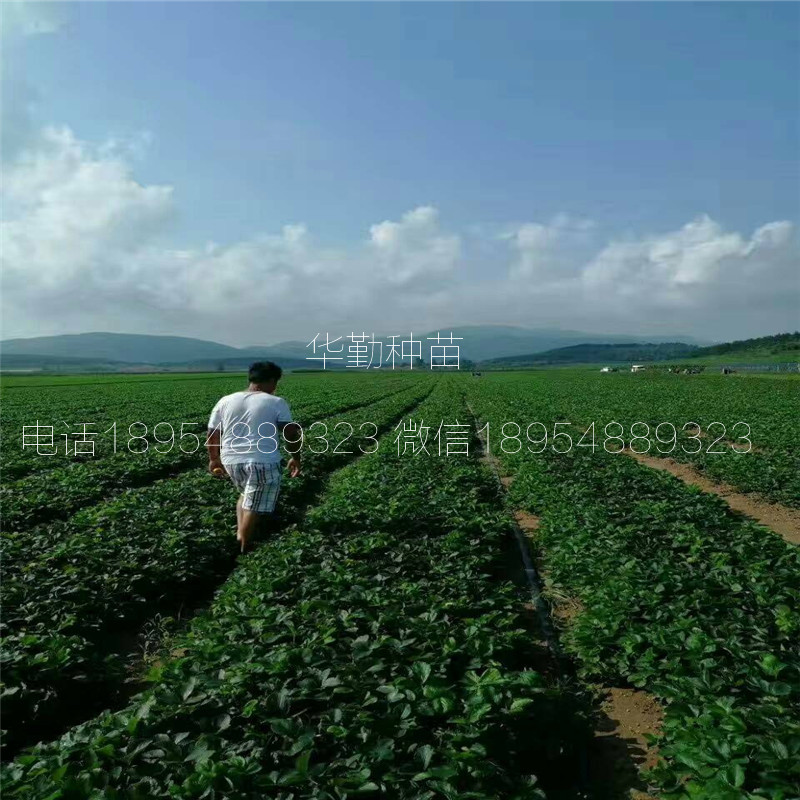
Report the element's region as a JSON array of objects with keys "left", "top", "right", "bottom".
[{"left": 208, "top": 390, "right": 293, "bottom": 465}]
